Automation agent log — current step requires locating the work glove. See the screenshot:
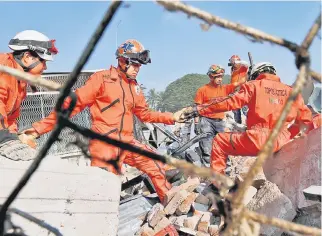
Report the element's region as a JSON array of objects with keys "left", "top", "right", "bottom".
[
  {"left": 173, "top": 108, "right": 189, "bottom": 123},
  {"left": 182, "top": 105, "right": 199, "bottom": 121},
  {"left": 18, "top": 133, "right": 37, "bottom": 149},
  {"left": 20, "top": 127, "right": 39, "bottom": 138},
  {"left": 0, "top": 139, "right": 37, "bottom": 161}
]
